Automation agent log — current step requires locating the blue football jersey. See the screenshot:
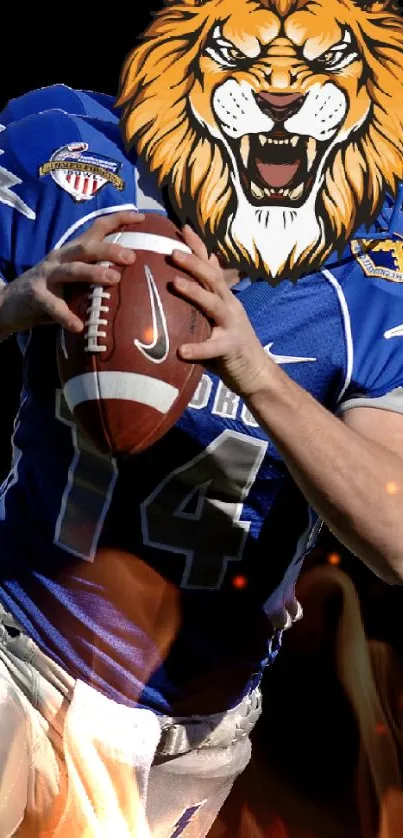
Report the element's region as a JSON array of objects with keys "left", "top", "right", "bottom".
[
  {"left": 0, "top": 84, "right": 120, "bottom": 127},
  {"left": 0, "top": 87, "right": 403, "bottom": 715}
]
